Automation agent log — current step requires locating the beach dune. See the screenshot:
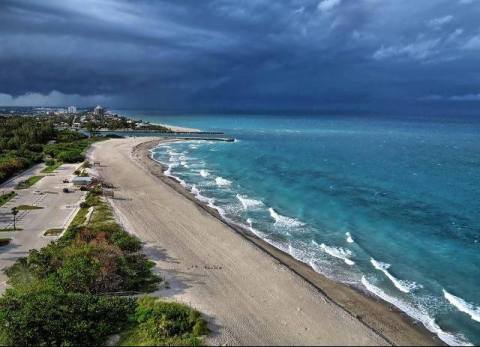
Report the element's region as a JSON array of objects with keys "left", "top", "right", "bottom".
[{"left": 90, "top": 138, "right": 440, "bottom": 346}]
